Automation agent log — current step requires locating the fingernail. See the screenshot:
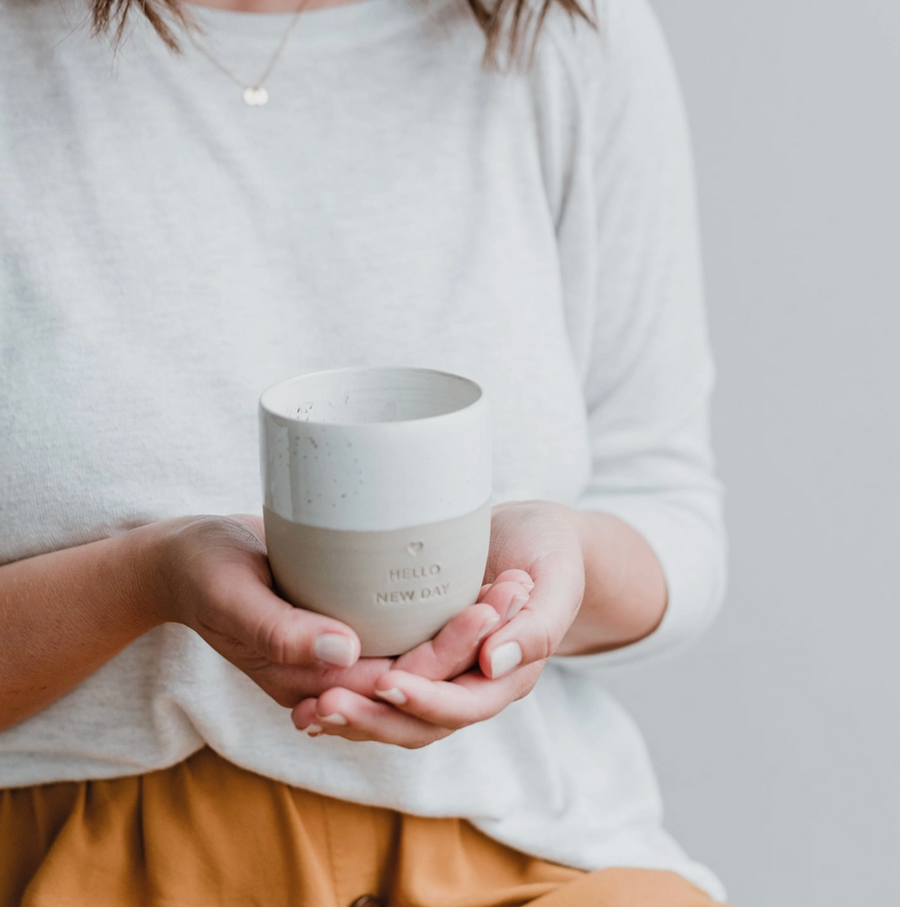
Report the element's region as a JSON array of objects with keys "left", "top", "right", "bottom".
[
  {"left": 319, "top": 713, "right": 348, "bottom": 726},
  {"left": 489, "top": 641, "right": 523, "bottom": 679},
  {"left": 507, "top": 592, "right": 529, "bottom": 620},
  {"left": 314, "top": 633, "right": 357, "bottom": 667},
  {"left": 476, "top": 612, "right": 501, "bottom": 643},
  {"left": 306, "top": 723, "right": 323, "bottom": 736},
  {"left": 375, "top": 687, "right": 407, "bottom": 705}
]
